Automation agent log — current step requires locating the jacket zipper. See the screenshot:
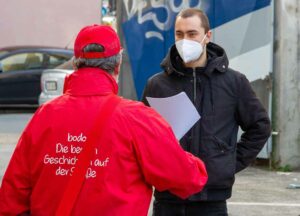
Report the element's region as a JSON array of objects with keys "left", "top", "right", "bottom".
[
  {"left": 193, "top": 68, "right": 197, "bottom": 103},
  {"left": 189, "top": 68, "right": 197, "bottom": 153},
  {"left": 191, "top": 68, "right": 202, "bottom": 156}
]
